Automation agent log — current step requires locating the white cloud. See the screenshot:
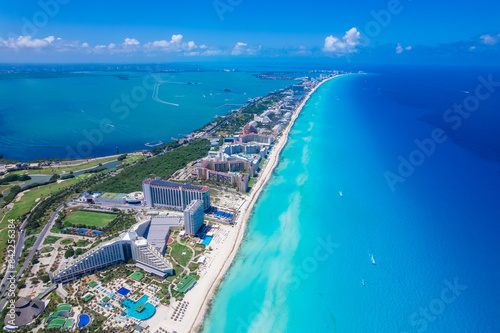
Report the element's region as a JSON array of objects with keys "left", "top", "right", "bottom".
[
  {"left": 82, "top": 42, "right": 89, "bottom": 48},
  {"left": 396, "top": 43, "right": 412, "bottom": 54},
  {"left": 231, "top": 42, "right": 248, "bottom": 55},
  {"left": 108, "top": 43, "right": 116, "bottom": 49},
  {"left": 323, "top": 27, "right": 362, "bottom": 54},
  {"left": 123, "top": 38, "right": 140, "bottom": 46},
  {"left": 171, "top": 34, "right": 183, "bottom": 43},
  {"left": 480, "top": 34, "right": 499, "bottom": 45},
  {"left": 143, "top": 34, "right": 198, "bottom": 53},
  {"left": 396, "top": 43, "right": 403, "bottom": 54},
  {"left": 0, "top": 35, "right": 57, "bottom": 49},
  {"left": 187, "top": 41, "right": 197, "bottom": 50}
]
